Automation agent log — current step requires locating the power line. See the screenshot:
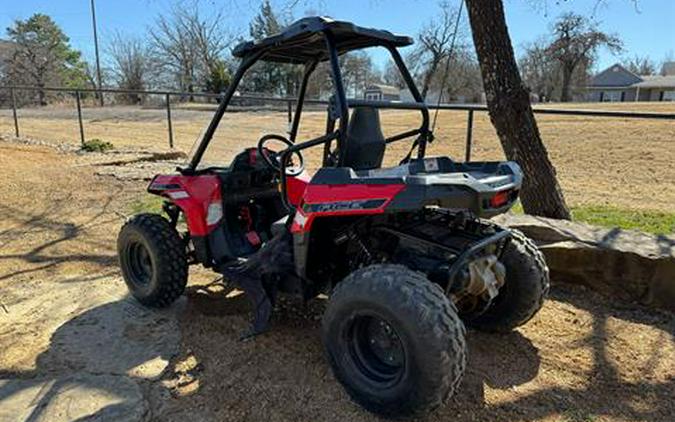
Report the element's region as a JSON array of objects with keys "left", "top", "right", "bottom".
[
  {"left": 90, "top": 0, "right": 103, "bottom": 106},
  {"left": 431, "top": 0, "right": 465, "bottom": 135}
]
